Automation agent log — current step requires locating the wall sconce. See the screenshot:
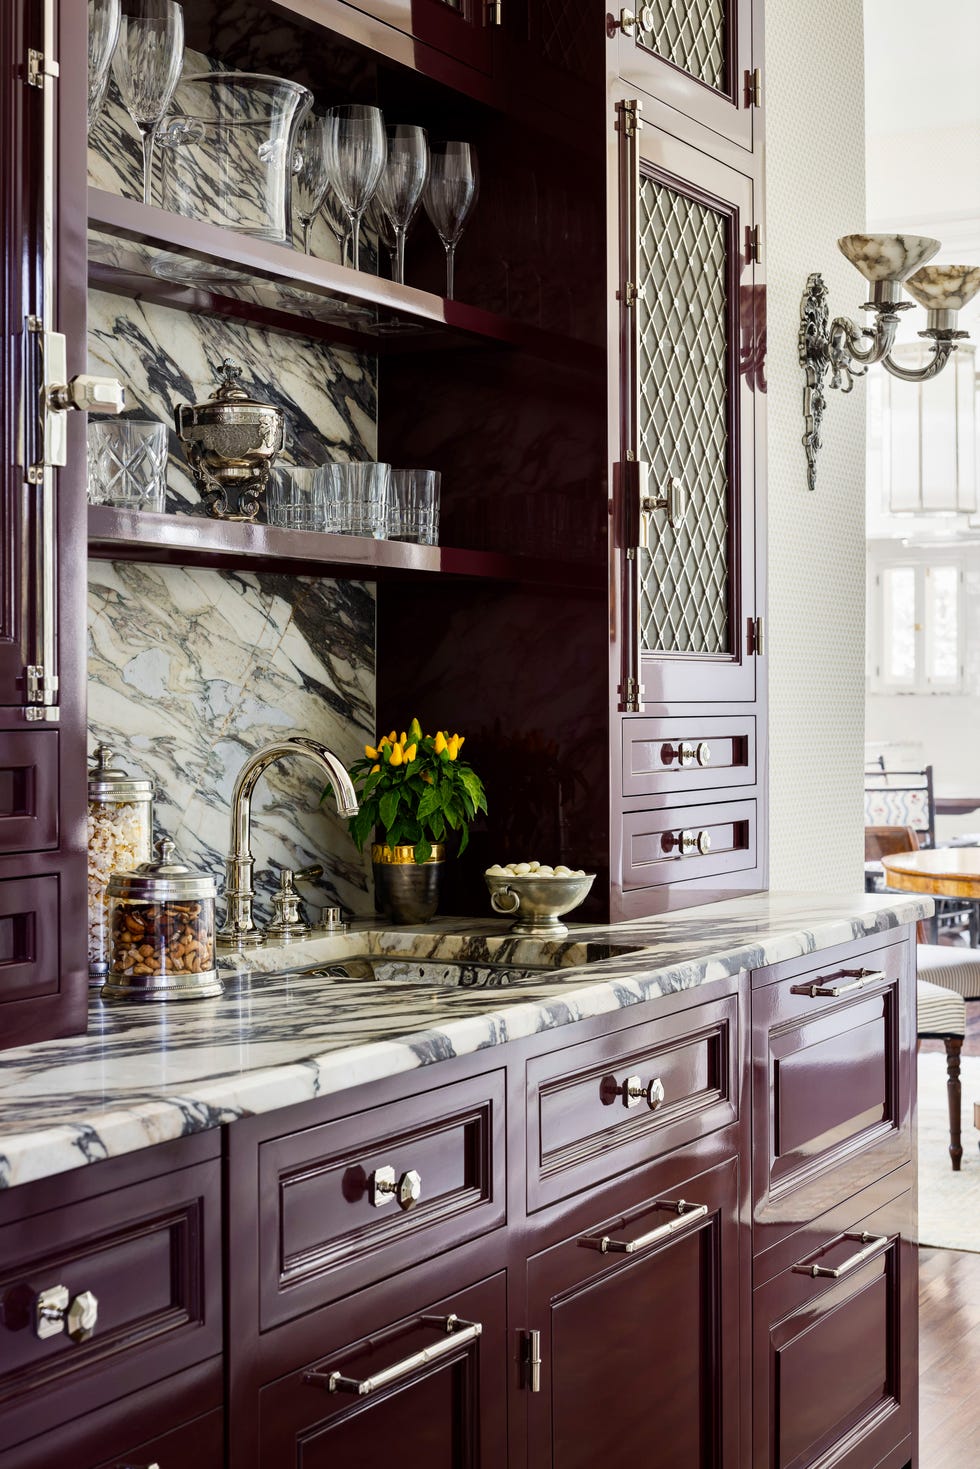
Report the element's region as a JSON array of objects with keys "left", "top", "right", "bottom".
[{"left": 798, "top": 233, "right": 980, "bottom": 491}]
